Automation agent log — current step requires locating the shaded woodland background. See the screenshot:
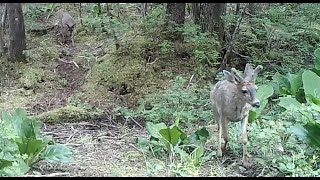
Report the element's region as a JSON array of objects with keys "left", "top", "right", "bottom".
[{"left": 1, "top": 3, "right": 320, "bottom": 177}]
